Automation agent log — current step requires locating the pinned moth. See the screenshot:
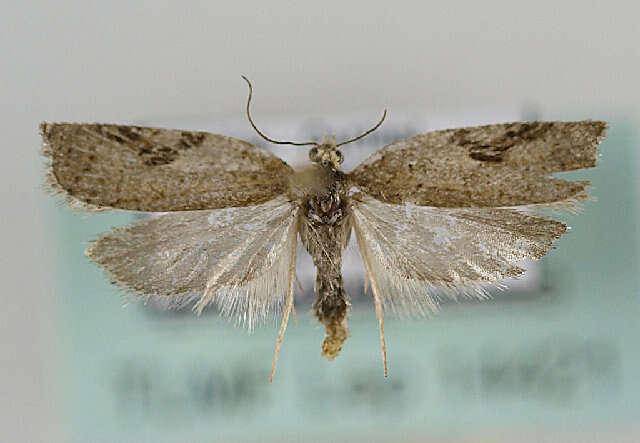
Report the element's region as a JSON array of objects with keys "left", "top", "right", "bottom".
[{"left": 41, "top": 77, "right": 607, "bottom": 380}]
